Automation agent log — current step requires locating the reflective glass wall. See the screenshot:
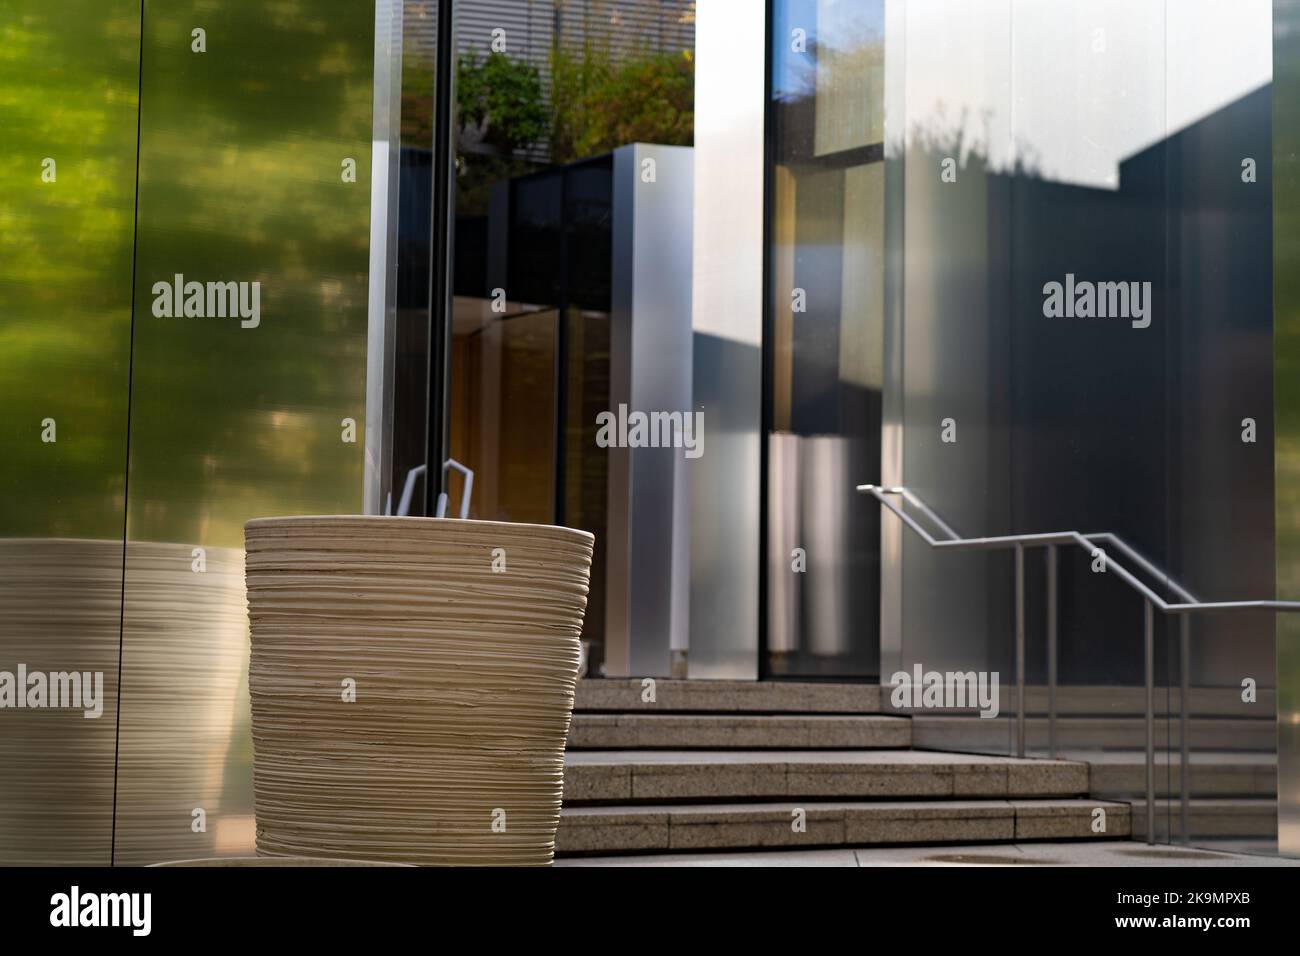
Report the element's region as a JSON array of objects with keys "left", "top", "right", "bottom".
[
  {"left": 766, "top": 0, "right": 1281, "bottom": 850},
  {"left": 114, "top": 0, "right": 377, "bottom": 865},
  {"left": 0, "top": 0, "right": 380, "bottom": 865},
  {"left": 440, "top": 0, "right": 693, "bottom": 676},
  {"left": 880, "top": 0, "right": 1276, "bottom": 852},
  {"left": 0, "top": 0, "right": 140, "bottom": 865},
  {"left": 767, "top": 0, "right": 884, "bottom": 679}
]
